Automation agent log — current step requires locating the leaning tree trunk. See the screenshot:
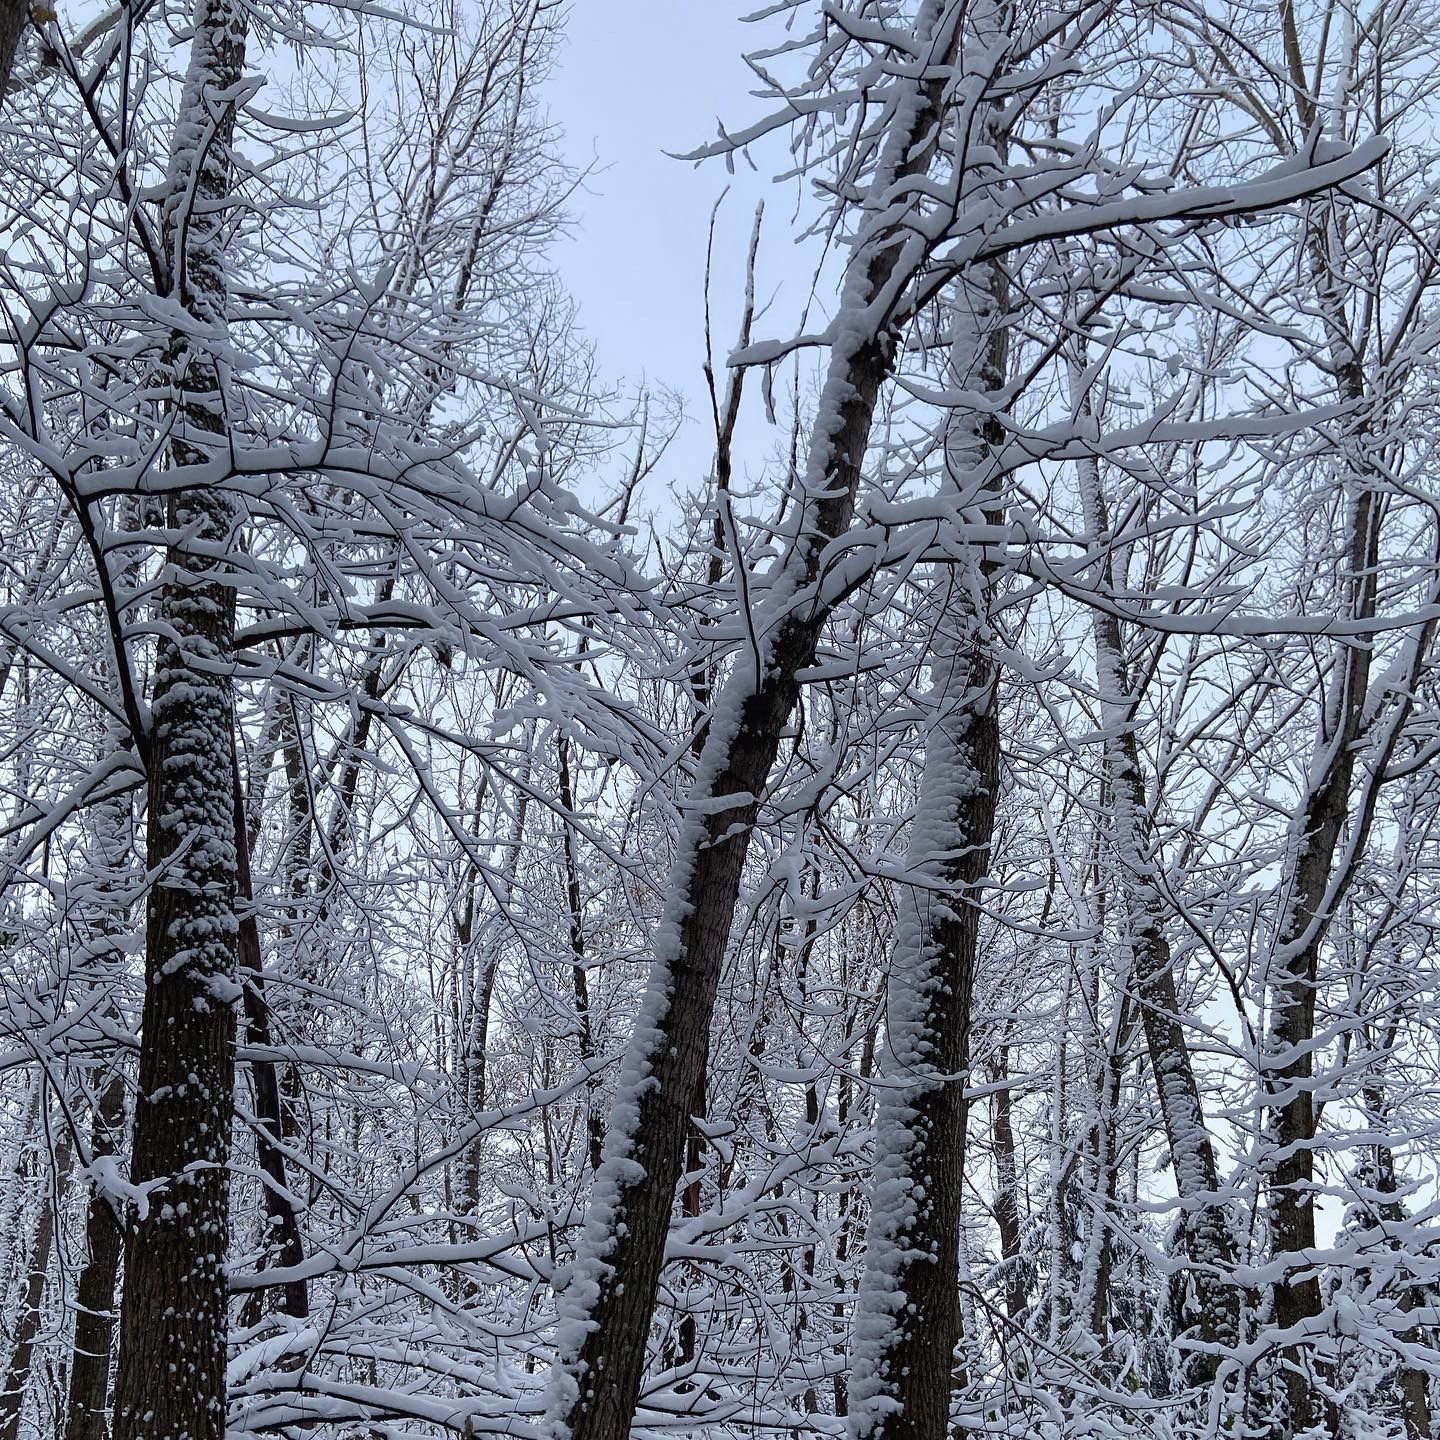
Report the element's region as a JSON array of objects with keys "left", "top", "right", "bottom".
[
  {"left": 1070, "top": 409, "right": 1241, "bottom": 1381},
  {"left": 109, "top": 0, "right": 248, "bottom": 1435},
  {"left": 544, "top": 11, "right": 970, "bottom": 1439}
]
